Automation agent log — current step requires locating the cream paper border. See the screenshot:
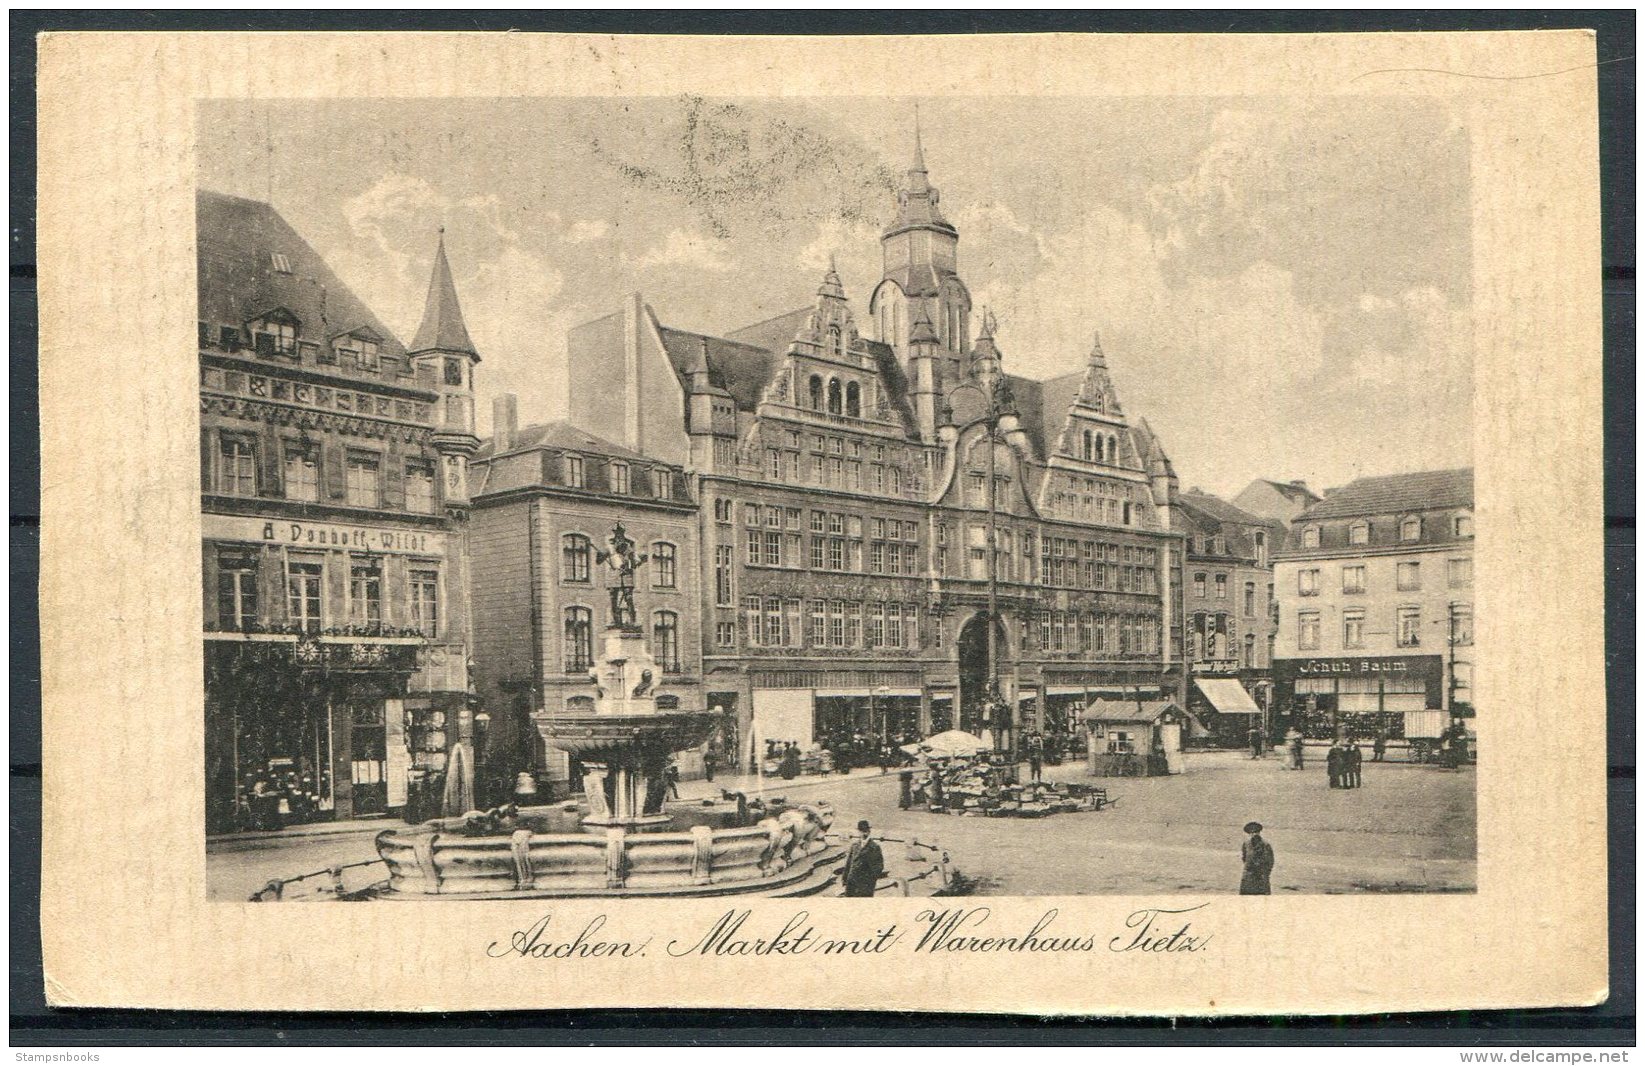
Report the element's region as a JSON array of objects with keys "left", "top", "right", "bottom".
[{"left": 37, "top": 30, "right": 1607, "bottom": 1014}]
